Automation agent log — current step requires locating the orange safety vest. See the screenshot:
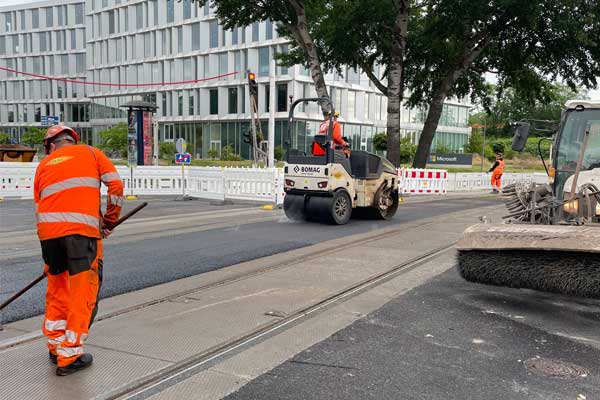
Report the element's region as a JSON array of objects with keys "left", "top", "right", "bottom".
[
  {"left": 314, "top": 120, "right": 346, "bottom": 156},
  {"left": 34, "top": 145, "right": 124, "bottom": 241},
  {"left": 493, "top": 160, "right": 505, "bottom": 175}
]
